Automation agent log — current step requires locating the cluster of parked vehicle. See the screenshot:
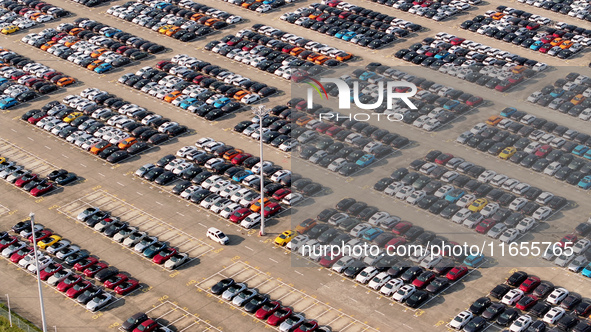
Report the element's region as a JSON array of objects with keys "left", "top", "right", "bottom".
[
  {"left": 67, "top": 0, "right": 109, "bottom": 7},
  {"left": 210, "top": 277, "right": 330, "bottom": 332},
  {"left": 121, "top": 312, "right": 174, "bottom": 332},
  {"left": 1, "top": 221, "right": 137, "bottom": 312},
  {"left": 204, "top": 24, "right": 354, "bottom": 80},
  {"left": 528, "top": 72, "right": 591, "bottom": 121},
  {"left": 283, "top": 1, "right": 418, "bottom": 49},
  {"left": 378, "top": 149, "right": 564, "bottom": 242},
  {"left": 517, "top": 0, "right": 591, "bottom": 22},
  {"left": 0, "top": 0, "right": 69, "bottom": 35},
  {"left": 0, "top": 161, "right": 72, "bottom": 196},
  {"left": 460, "top": 108, "right": 591, "bottom": 190},
  {"left": 460, "top": 7, "right": 588, "bottom": 59},
  {"left": 76, "top": 207, "right": 190, "bottom": 269},
  {"left": 450, "top": 270, "right": 591, "bottom": 331},
  {"left": 367, "top": 0, "right": 479, "bottom": 22},
  {"left": 119, "top": 55, "right": 279, "bottom": 120},
  {"left": 107, "top": 0, "right": 234, "bottom": 42},
  {"left": 21, "top": 90, "right": 187, "bottom": 162},
  {"left": 218, "top": 0, "right": 294, "bottom": 13}
]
